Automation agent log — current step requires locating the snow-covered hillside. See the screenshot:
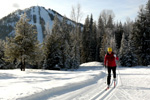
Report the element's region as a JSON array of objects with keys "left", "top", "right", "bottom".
[
  {"left": 0, "top": 6, "right": 79, "bottom": 42},
  {"left": 0, "top": 62, "right": 150, "bottom": 100}
]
